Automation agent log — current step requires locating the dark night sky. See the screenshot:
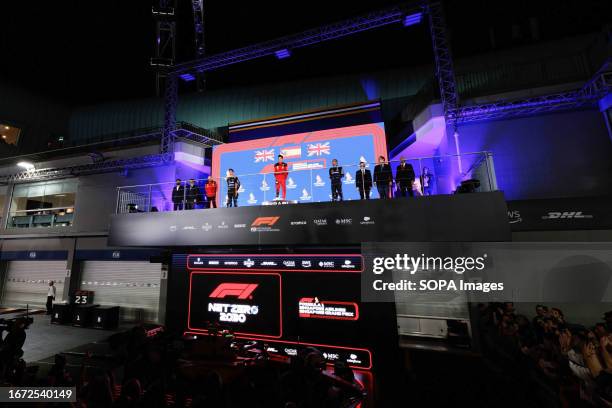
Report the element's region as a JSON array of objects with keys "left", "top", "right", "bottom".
[{"left": 0, "top": 0, "right": 610, "bottom": 106}]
